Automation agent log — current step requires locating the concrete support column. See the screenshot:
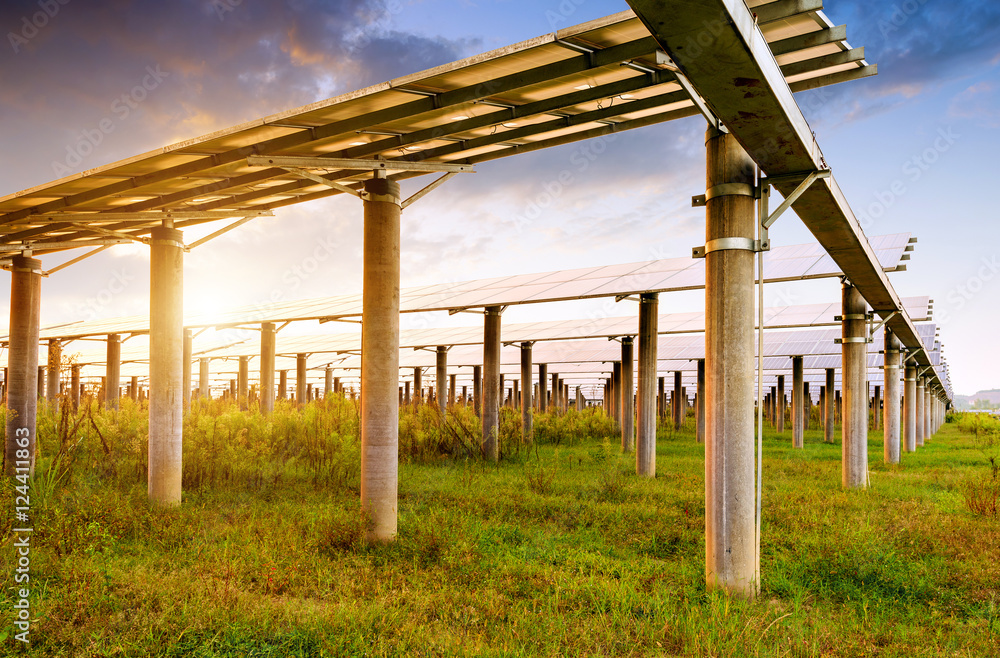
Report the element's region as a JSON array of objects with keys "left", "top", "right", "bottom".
[
  {"left": 325, "top": 366, "right": 333, "bottom": 397},
  {"left": 199, "top": 357, "right": 210, "bottom": 400},
  {"left": 703, "top": 127, "right": 756, "bottom": 595},
  {"left": 841, "top": 283, "right": 868, "bottom": 488},
  {"left": 295, "top": 353, "right": 308, "bottom": 408},
  {"left": 46, "top": 339, "right": 61, "bottom": 402},
  {"left": 637, "top": 293, "right": 657, "bottom": 474},
  {"left": 181, "top": 329, "right": 192, "bottom": 409},
  {"left": 620, "top": 336, "right": 635, "bottom": 453},
  {"left": 884, "top": 330, "right": 901, "bottom": 463},
  {"left": 260, "top": 323, "right": 276, "bottom": 414},
  {"left": 696, "top": 358, "right": 706, "bottom": 443},
  {"left": 520, "top": 342, "right": 533, "bottom": 443},
  {"left": 552, "top": 372, "right": 561, "bottom": 415},
  {"left": 873, "top": 385, "right": 882, "bottom": 432},
  {"left": 148, "top": 226, "right": 184, "bottom": 505},
  {"left": 130, "top": 376, "right": 138, "bottom": 402},
  {"left": 538, "top": 363, "right": 548, "bottom": 413},
  {"left": 611, "top": 362, "right": 620, "bottom": 425},
  {"left": 673, "top": 370, "right": 683, "bottom": 430},
  {"left": 5, "top": 256, "right": 41, "bottom": 476},
  {"left": 360, "top": 176, "right": 401, "bottom": 541},
  {"left": 915, "top": 376, "right": 925, "bottom": 447},
  {"left": 473, "top": 365, "right": 481, "bottom": 417},
  {"left": 462, "top": 385, "right": 468, "bottom": 406},
  {"left": 70, "top": 364, "right": 81, "bottom": 411},
  {"left": 481, "top": 306, "right": 502, "bottom": 461},
  {"left": 923, "top": 379, "right": 931, "bottom": 441},
  {"left": 776, "top": 374, "right": 785, "bottom": 434},
  {"left": 403, "top": 380, "right": 410, "bottom": 405},
  {"left": 238, "top": 356, "right": 249, "bottom": 410},
  {"left": 105, "top": 333, "right": 121, "bottom": 410},
  {"left": 37, "top": 367, "right": 45, "bottom": 401},
  {"left": 435, "top": 346, "right": 448, "bottom": 418},
  {"left": 414, "top": 367, "right": 423, "bottom": 404},
  {"left": 277, "top": 370, "right": 287, "bottom": 400},
  {"left": 449, "top": 373, "right": 456, "bottom": 407},
  {"left": 803, "top": 382, "right": 811, "bottom": 432},
  {"left": 658, "top": 376, "right": 665, "bottom": 423},
  {"left": 904, "top": 363, "right": 917, "bottom": 452},
  {"left": 824, "top": 369, "right": 836, "bottom": 443},
  {"left": 792, "top": 357, "right": 804, "bottom": 448}
]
